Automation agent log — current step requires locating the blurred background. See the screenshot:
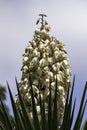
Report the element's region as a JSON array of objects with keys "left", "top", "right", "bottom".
[{"left": 0, "top": 0, "right": 87, "bottom": 123}]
